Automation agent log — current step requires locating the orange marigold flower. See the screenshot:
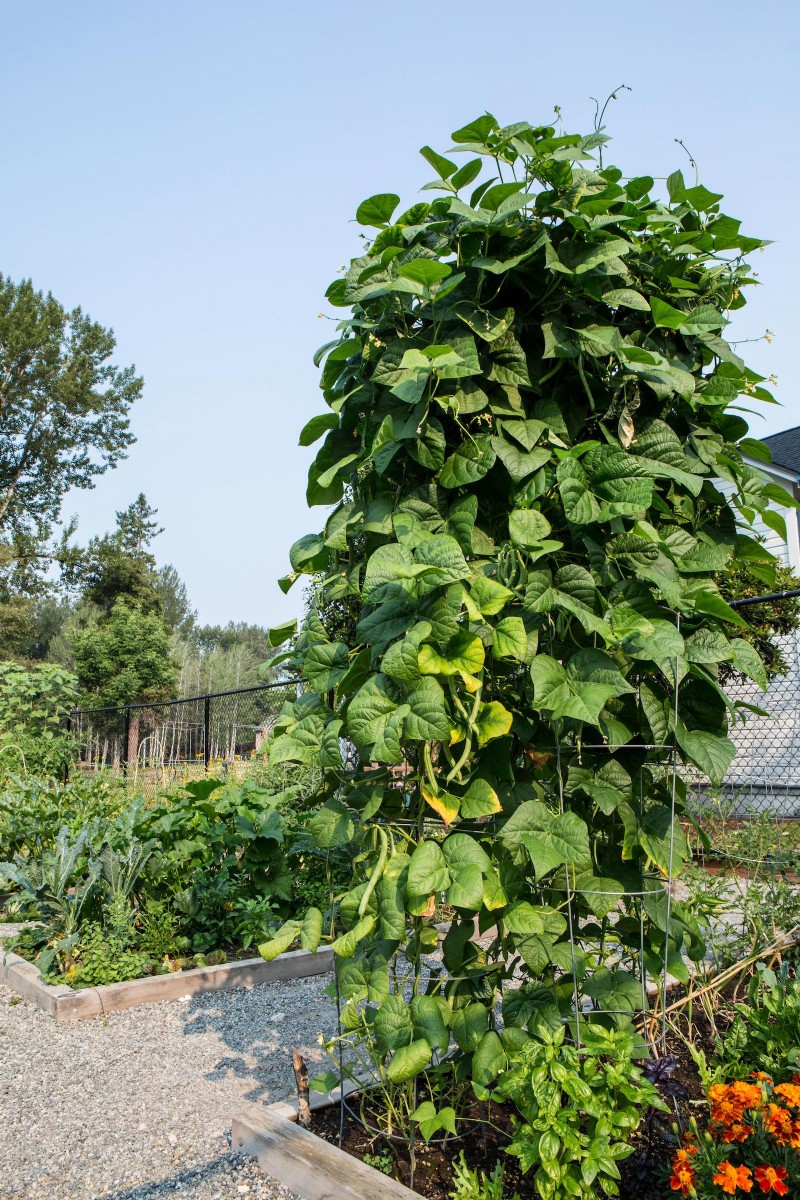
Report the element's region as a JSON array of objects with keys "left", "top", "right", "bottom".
[
  {"left": 774, "top": 1082, "right": 800, "bottom": 1109},
  {"left": 731, "top": 1081, "right": 764, "bottom": 1109},
  {"left": 764, "top": 1104, "right": 794, "bottom": 1144},
  {"left": 753, "top": 1165, "right": 790, "bottom": 1196},
  {"left": 670, "top": 1165, "right": 695, "bottom": 1194},
  {"left": 722, "top": 1122, "right": 753, "bottom": 1143},
  {"left": 713, "top": 1161, "right": 753, "bottom": 1194},
  {"left": 751, "top": 1072, "right": 774, "bottom": 1082}
]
